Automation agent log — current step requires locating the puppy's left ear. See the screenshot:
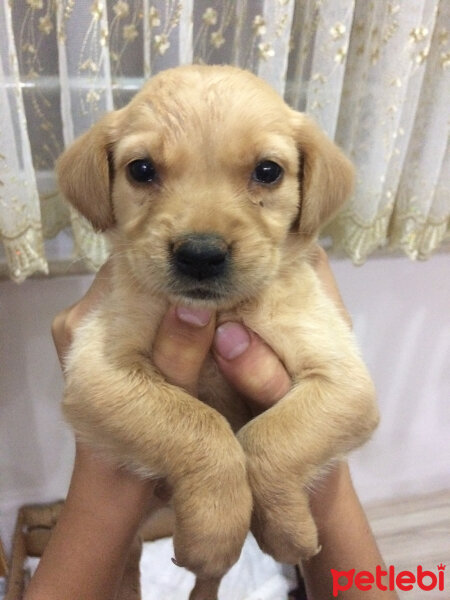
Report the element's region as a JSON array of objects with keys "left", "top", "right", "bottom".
[{"left": 292, "top": 113, "right": 355, "bottom": 238}]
